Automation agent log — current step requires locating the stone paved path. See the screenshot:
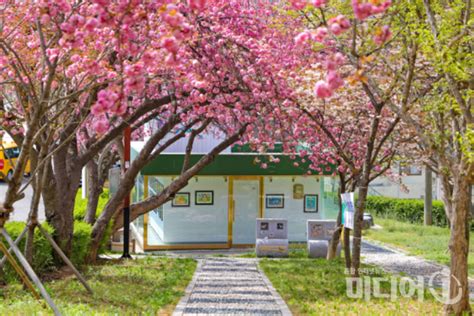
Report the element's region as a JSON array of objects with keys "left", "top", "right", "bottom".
[
  {"left": 362, "top": 240, "right": 474, "bottom": 296},
  {"left": 173, "top": 258, "right": 291, "bottom": 316}
]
